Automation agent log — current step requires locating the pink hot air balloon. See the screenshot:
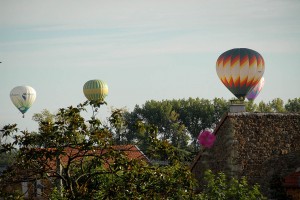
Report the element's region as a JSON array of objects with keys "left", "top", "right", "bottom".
[
  {"left": 197, "top": 131, "right": 216, "bottom": 148},
  {"left": 246, "top": 77, "right": 265, "bottom": 101}
]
